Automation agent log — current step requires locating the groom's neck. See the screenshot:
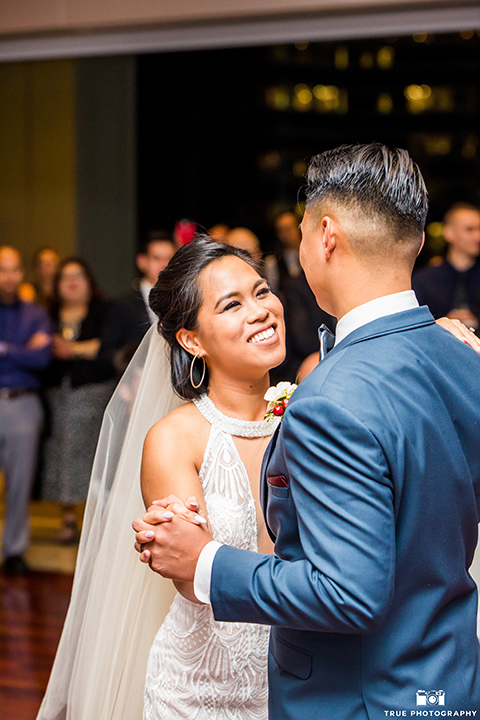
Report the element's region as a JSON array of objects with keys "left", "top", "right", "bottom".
[{"left": 331, "top": 266, "right": 413, "bottom": 321}]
